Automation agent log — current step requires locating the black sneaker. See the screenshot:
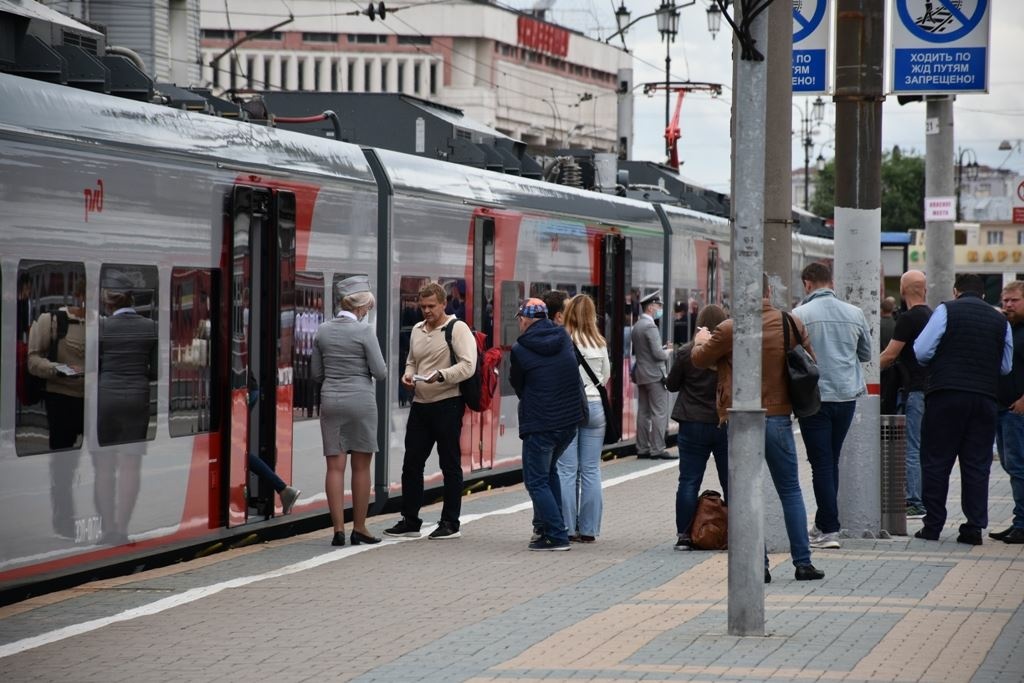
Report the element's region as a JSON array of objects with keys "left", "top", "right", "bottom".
[
  {"left": 530, "top": 526, "right": 543, "bottom": 543},
  {"left": 914, "top": 527, "right": 939, "bottom": 541},
  {"left": 383, "top": 518, "right": 422, "bottom": 538},
  {"left": 674, "top": 537, "right": 694, "bottom": 551},
  {"left": 428, "top": 521, "right": 461, "bottom": 540},
  {"left": 528, "top": 537, "right": 570, "bottom": 551},
  {"left": 794, "top": 564, "right": 825, "bottom": 581},
  {"left": 956, "top": 525, "right": 982, "bottom": 546}
]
